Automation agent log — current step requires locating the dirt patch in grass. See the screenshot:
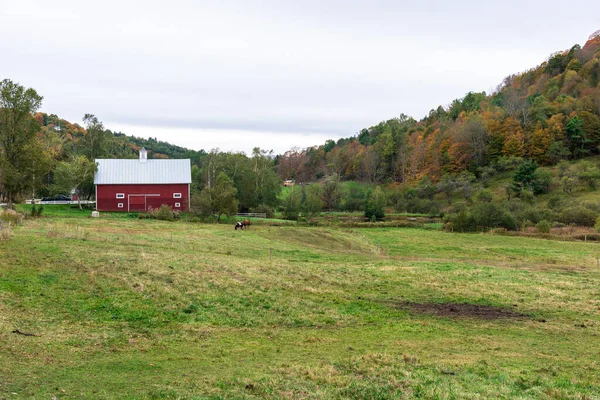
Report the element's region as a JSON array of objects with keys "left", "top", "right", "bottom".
[{"left": 394, "top": 301, "right": 528, "bottom": 320}]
